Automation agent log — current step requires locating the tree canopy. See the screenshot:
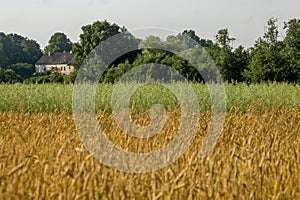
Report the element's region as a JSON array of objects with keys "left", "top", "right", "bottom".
[
  {"left": 44, "top": 32, "right": 72, "bottom": 55},
  {"left": 0, "top": 32, "right": 42, "bottom": 83},
  {"left": 0, "top": 33, "right": 42, "bottom": 67},
  {"left": 72, "top": 20, "right": 127, "bottom": 68}
]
